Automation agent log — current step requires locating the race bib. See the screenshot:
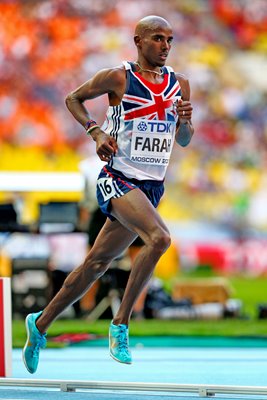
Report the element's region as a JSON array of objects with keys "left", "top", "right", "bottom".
[
  {"left": 97, "top": 177, "right": 116, "bottom": 202},
  {"left": 130, "top": 119, "right": 175, "bottom": 165}
]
